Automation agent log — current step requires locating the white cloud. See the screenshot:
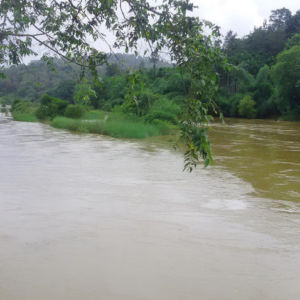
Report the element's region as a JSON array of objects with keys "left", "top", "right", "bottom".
[{"left": 192, "top": 0, "right": 299, "bottom": 37}]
